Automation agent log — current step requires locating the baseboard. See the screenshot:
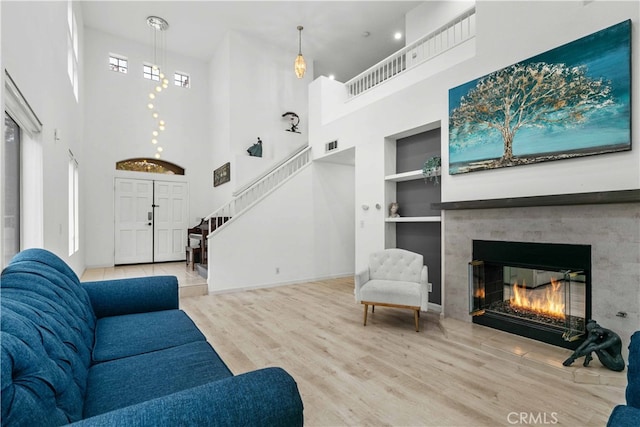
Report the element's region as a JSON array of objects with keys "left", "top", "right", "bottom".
[
  {"left": 428, "top": 302, "right": 443, "bottom": 313},
  {"left": 208, "top": 272, "right": 354, "bottom": 295}
]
